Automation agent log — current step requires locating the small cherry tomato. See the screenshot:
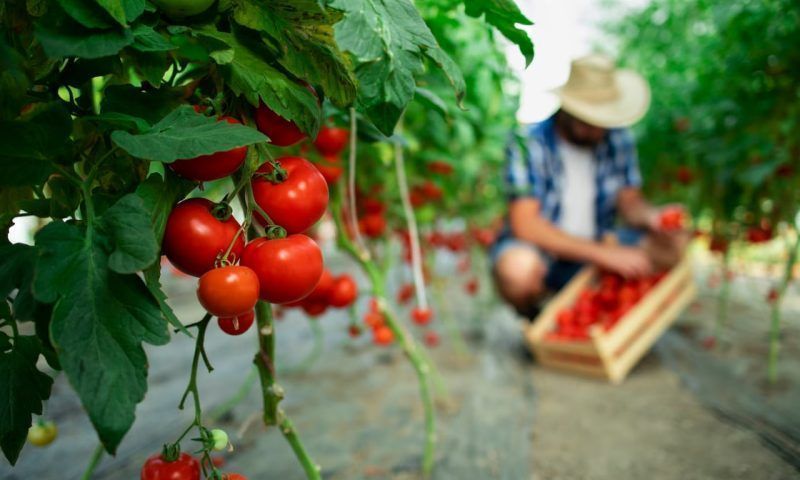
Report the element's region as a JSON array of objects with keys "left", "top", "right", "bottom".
[
  {"left": 348, "top": 324, "right": 362, "bottom": 337},
  {"left": 314, "top": 154, "right": 344, "bottom": 185},
  {"left": 373, "top": 326, "right": 394, "bottom": 346},
  {"left": 210, "top": 429, "right": 229, "bottom": 451},
  {"left": 304, "top": 269, "right": 335, "bottom": 304},
  {"left": 169, "top": 116, "right": 247, "bottom": 182},
  {"left": 658, "top": 206, "right": 685, "bottom": 231},
  {"left": 240, "top": 235, "right": 324, "bottom": 304},
  {"left": 27, "top": 420, "right": 57, "bottom": 447},
  {"left": 223, "top": 474, "right": 248, "bottom": 480},
  {"left": 197, "top": 266, "right": 260, "bottom": 317},
  {"left": 328, "top": 275, "right": 358, "bottom": 308},
  {"left": 363, "top": 311, "right": 384, "bottom": 329},
  {"left": 411, "top": 307, "right": 433, "bottom": 326},
  {"left": 252, "top": 156, "right": 329, "bottom": 234},
  {"left": 359, "top": 213, "right": 386, "bottom": 238},
  {"left": 313, "top": 126, "right": 349, "bottom": 156},
  {"left": 218, "top": 310, "right": 255, "bottom": 336},
  {"left": 163, "top": 199, "right": 245, "bottom": 277},
  {"left": 141, "top": 452, "right": 201, "bottom": 480},
  {"left": 424, "top": 331, "right": 440, "bottom": 348},
  {"left": 302, "top": 301, "right": 327, "bottom": 317}
]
